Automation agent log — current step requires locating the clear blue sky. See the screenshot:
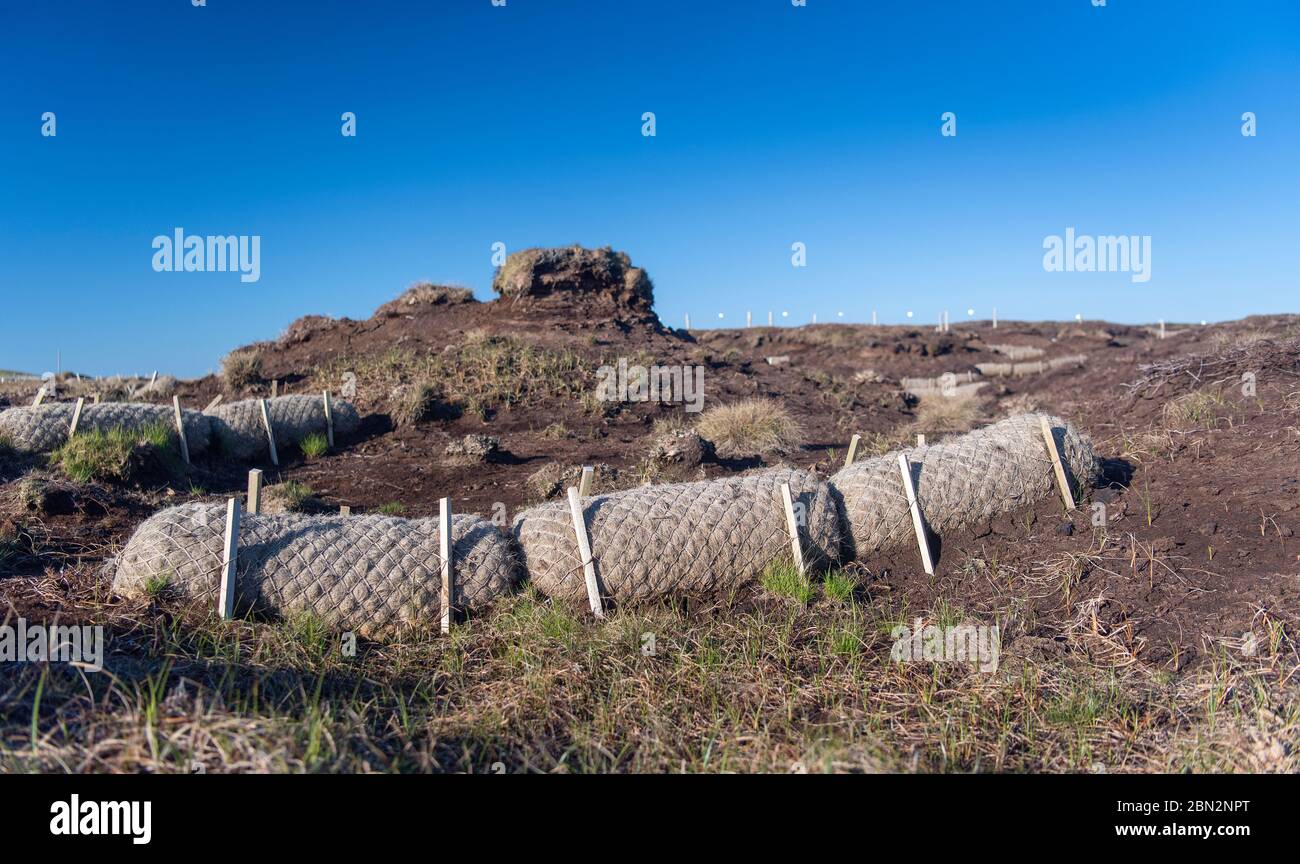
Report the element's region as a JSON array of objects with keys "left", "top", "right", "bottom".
[{"left": 2, "top": 1, "right": 1297, "bottom": 377}]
